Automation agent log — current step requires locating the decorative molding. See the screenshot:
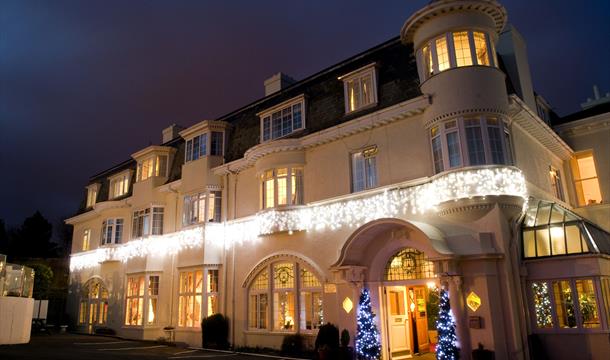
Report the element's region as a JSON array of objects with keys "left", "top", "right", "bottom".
[{"left": 425, "top": 107, "right": 509, "bottom": 129}]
